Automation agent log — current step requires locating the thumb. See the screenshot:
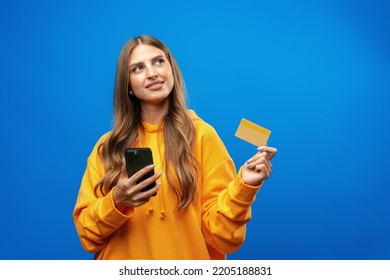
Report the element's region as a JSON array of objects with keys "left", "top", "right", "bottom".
[{"left": 120, "top": 157, "right": 128, "bottom": 179}]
